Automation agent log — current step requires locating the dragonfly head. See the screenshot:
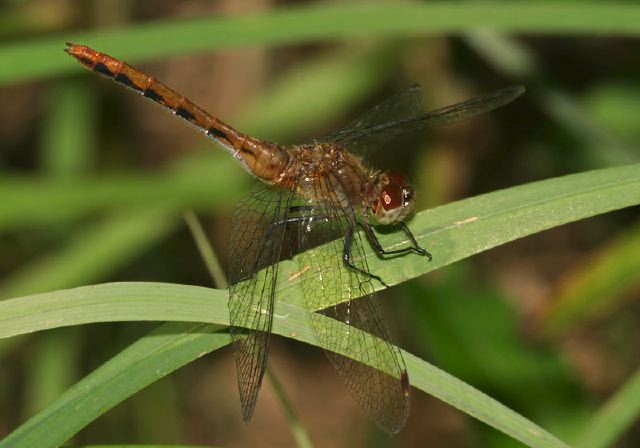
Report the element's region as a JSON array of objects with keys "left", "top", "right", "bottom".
[{"left": 372, "top": 170, "right": 416, "bottom": 225}]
